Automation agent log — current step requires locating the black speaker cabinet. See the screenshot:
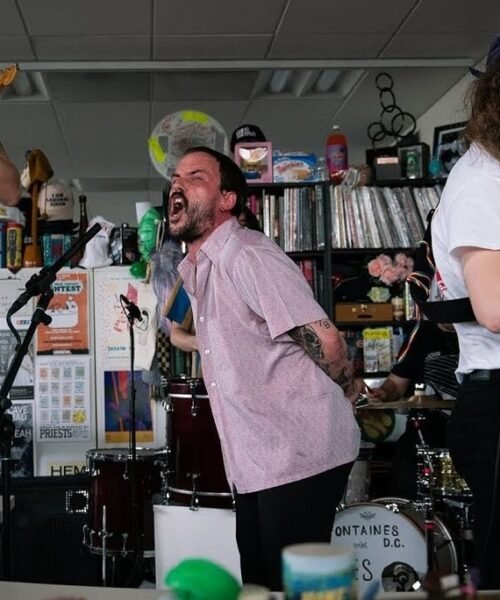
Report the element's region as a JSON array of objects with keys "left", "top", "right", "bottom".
[{"left": 7, "top": 474, "right": 100, "bottom": 585}]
